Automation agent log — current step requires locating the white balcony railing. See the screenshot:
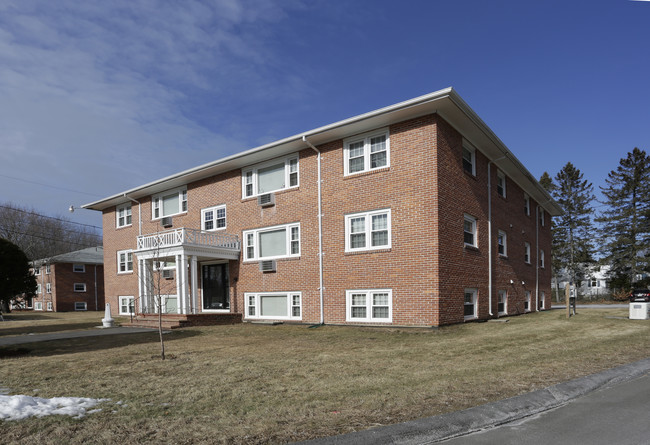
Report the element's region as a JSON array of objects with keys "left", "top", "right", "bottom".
[{"left": 137, "top": 227, "right": 240, "bottom": 252}]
